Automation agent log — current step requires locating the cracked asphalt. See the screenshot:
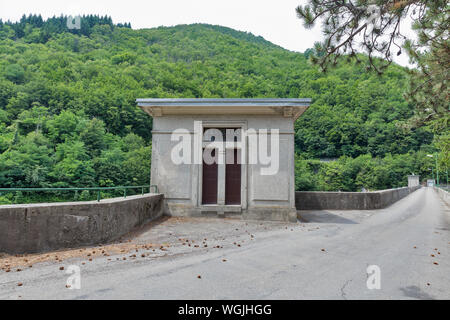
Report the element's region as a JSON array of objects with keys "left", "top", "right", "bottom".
[{"left": 0, "top": 187, "right": 449, "bottom": 300}]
